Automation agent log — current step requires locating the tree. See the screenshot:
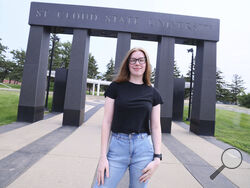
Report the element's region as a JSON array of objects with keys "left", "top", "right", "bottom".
[
  {"left": 9, "top": 49, "right": 26, "bottom": 83},
  {"left": 48, "top": 35, "right": 72, "bottom": 70},
  {"left": 173, "top": 60, "right": 181, "bottom": 78},
  {"left": 0, "top": 38, "right": 7, "bottom": 61},
  {"left": 228, "top": 74, "right": 246, "bottom": 104},
  {"left": 184, "top": 63, "right": 195, "bottom": 99},
  {"left": 0, "top": 38, "right": 10, "bottom": 82},
  {"left": 48, "top": 34, "right": 61, "bottom": 70},
  {"left": 185, "top": 63, "right": 195, "bottom": 82},
  {"left": 87, "top": 53, "right": 99, "bottom": 94},
  {"left": 238, "top": 93, "right": 250, "bottom": 108},
  {"left": 59, "top": 41, "right": 71, "bottom": 69},
  {"left": 103, "top": 58, "right": 115, "bottom": 81},
  {"left": 88, "top": 53, "right": 99, "bottom": 79},
  {"left": 216, "top": 70, "right": 231, "bottom": 102},
  {"left": 0, "top": 60, "right": 14, "bottom": 82}
]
